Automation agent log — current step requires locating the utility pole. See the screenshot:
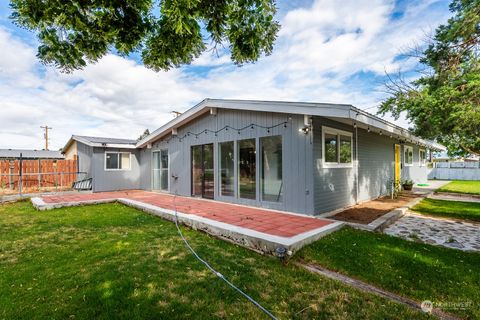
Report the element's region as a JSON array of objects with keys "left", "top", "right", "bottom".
[{"left": 40, "top": 125, "right": 52, "bottom": 150}]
